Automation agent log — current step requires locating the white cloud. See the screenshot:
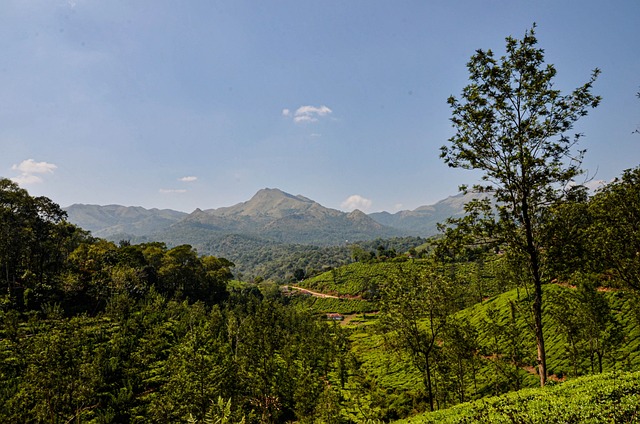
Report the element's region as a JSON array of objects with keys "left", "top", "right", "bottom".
[
  {"left": 296, "top": 105, "right": 332, "bottom": 117},
  {"left": 12, "top": 159, "right": 57, "bottom": 174},
  {"left": 294, "top": 115, "right": 317, "bottom": 123},
  {"left": 341, "top": 194, "right": 373, "bottom": 212},
  {"left": 284, "top": 105, "right": 333, "bottom": 124},
  {"left": 10, "top": 159, "right": 57, "bottom": 185},
  {"left": 159, "top": 189, "right": 187, "bottom": 194},
  {"left": 179, "top": 176, "right": 198, "bottom": 182},
  {"left": 11, "top": 174, "right": 44, "bottom": 185}
]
